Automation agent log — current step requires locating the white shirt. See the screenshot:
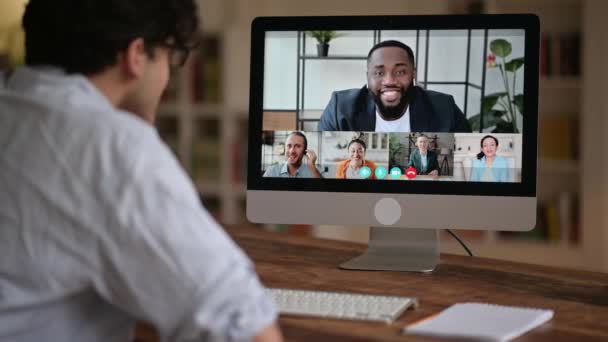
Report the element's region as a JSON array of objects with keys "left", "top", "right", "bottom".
[
  {"left": 0, "top": 67, "right": 276, "bottom": 342},
  {"left": 345, "top": 165, "right": 363, "bottom": 179},
  {"left": 374, "top": 106, "right": 411, "bottom": 132}
]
